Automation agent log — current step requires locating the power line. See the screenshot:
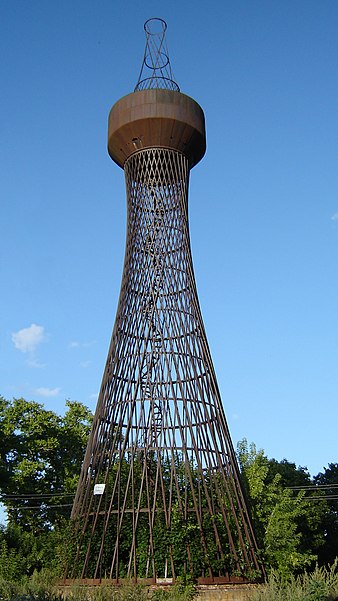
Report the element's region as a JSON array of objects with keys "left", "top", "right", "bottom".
[
  {"left": 2, "top": 493, "right": 75, "bottom": 500},
  {"left": 301, "top": 496, "right": 338, "bottom": 501},
  {"left": 287, "top": 484, "right": 338, "bottom": 490},
  {"left": 11, "top": 503, "right": 73, "bottom": 510}
]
